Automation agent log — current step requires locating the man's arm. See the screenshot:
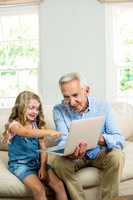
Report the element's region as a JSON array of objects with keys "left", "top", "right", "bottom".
[
  {"left": 102, "top": 103, "right": 125, "bottom": 150},
  {"left": 53, "top": 105, "right": 87, "bottom": 158}
]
